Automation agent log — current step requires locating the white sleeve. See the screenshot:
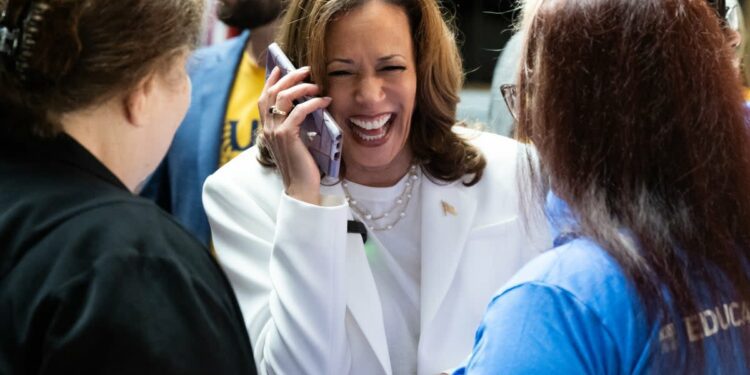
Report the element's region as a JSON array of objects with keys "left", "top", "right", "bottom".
[{"left": 203, "top": 173, "right": 352, "bottom": 375}]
